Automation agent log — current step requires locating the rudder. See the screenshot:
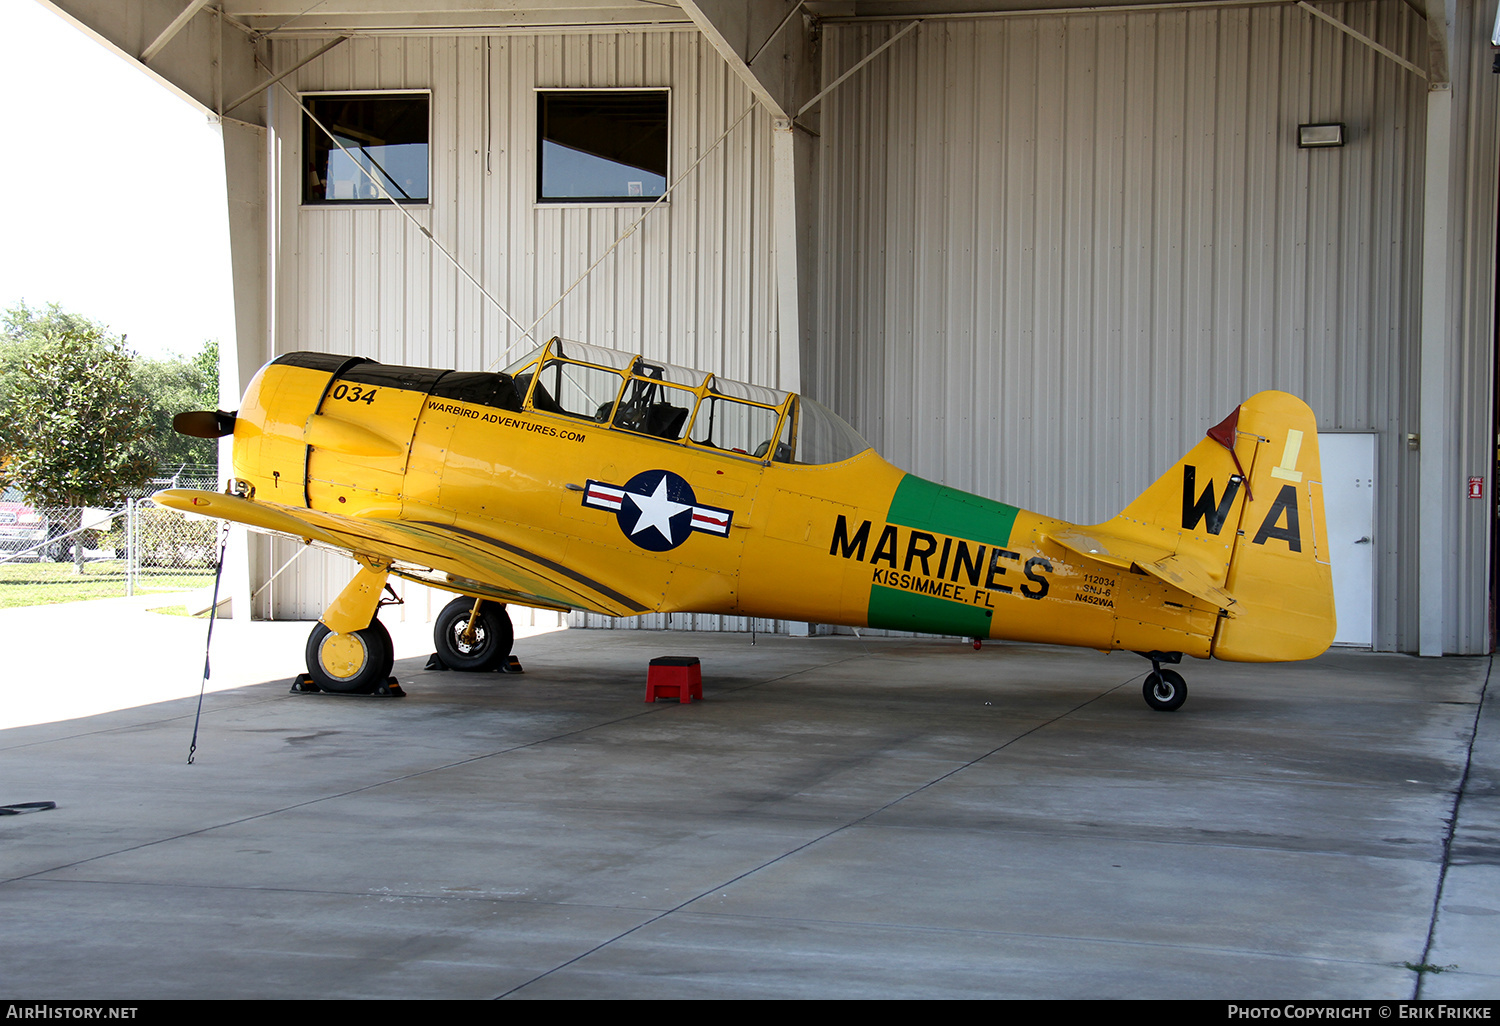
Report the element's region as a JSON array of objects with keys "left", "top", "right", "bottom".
[{"left": 1211, "top": 391, "right": 1335, "bottom": 661}]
